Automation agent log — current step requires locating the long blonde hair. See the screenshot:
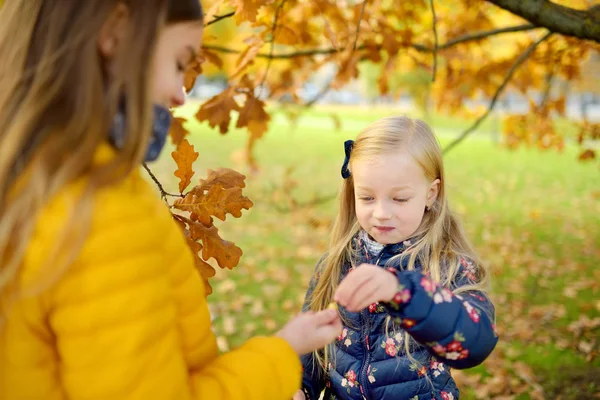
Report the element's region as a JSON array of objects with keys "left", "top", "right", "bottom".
[
  {"left": 0, "top": 1, "right": 185, "bottom": 317},
  {"left": 308, "top": 116, "right": 491, "bottom": 374}
]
